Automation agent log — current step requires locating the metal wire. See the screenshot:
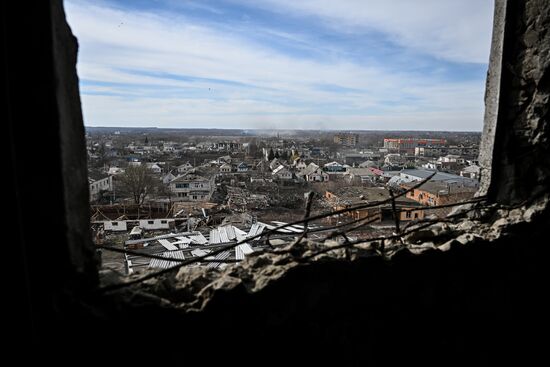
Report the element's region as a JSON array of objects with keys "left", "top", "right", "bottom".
[{"left": 97, "top": 172, "right": 492, "bottom": 293}]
